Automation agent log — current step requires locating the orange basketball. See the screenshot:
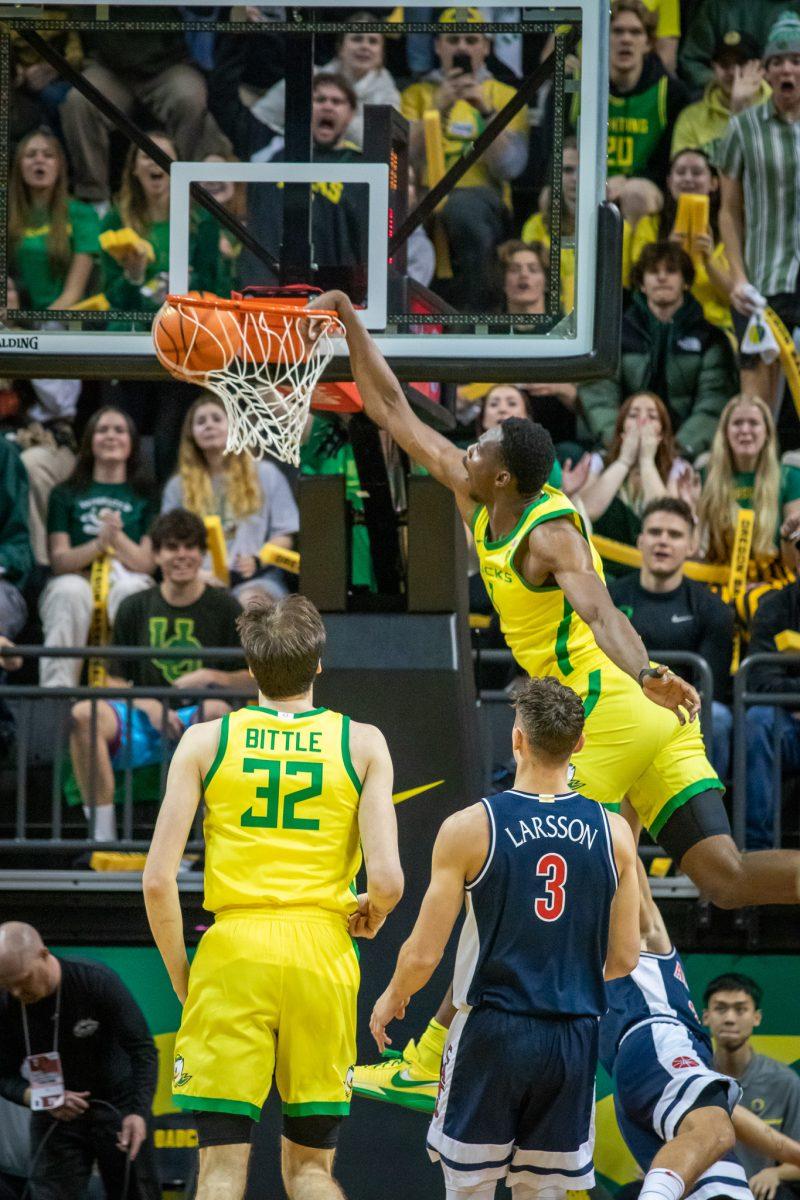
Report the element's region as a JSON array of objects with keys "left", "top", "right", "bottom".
[{"left": 154, "top": 292, "right": 241, "bottom": 376}]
